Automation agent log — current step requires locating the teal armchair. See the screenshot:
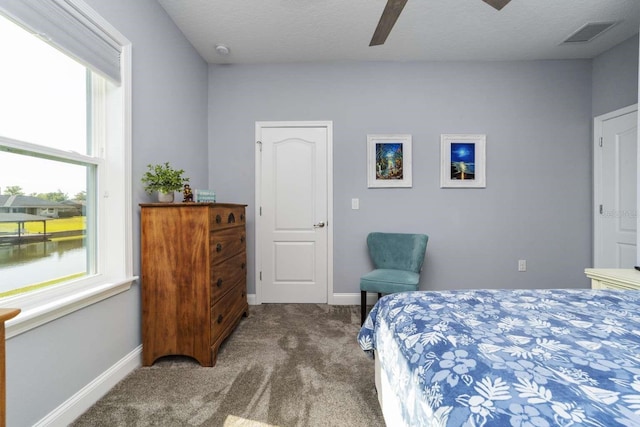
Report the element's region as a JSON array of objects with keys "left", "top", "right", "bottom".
[{"left": 360, "top": 232, "right": 429, "bottom": 324}]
